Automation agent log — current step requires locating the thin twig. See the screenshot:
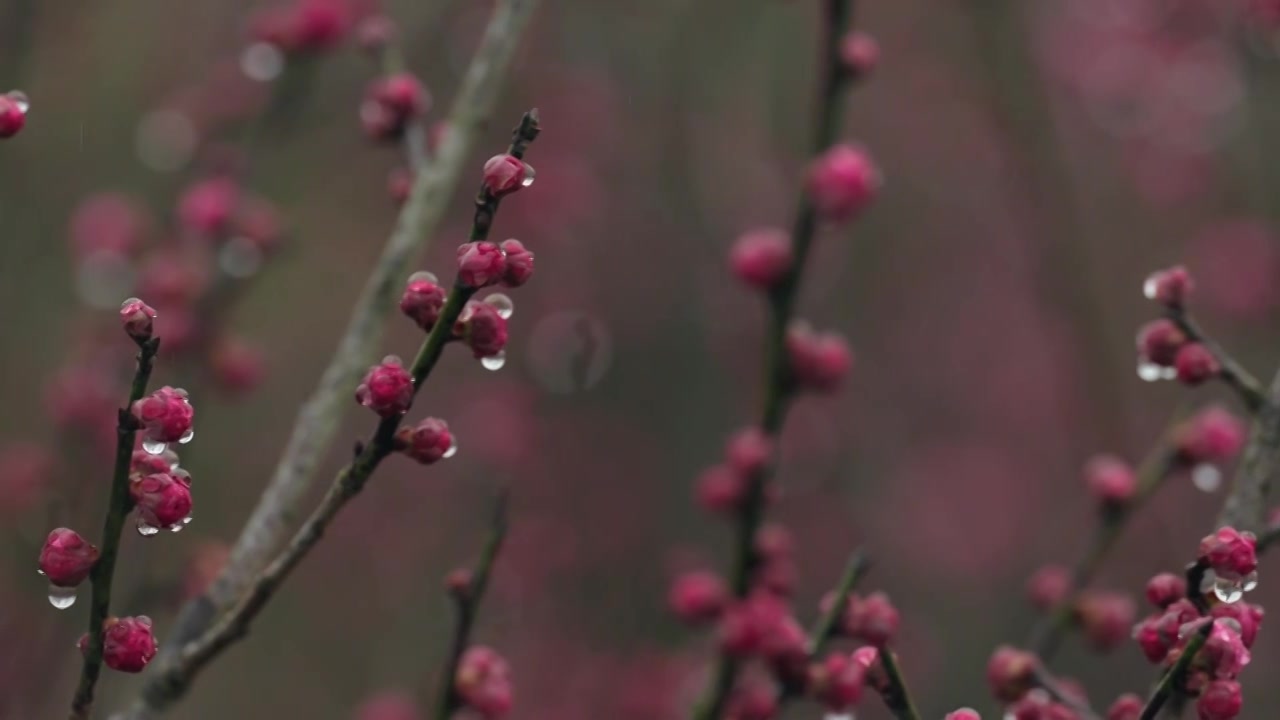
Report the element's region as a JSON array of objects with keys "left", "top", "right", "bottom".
[
  {"left": 68, "top": 337, "right": 160, "bottom": 720},
  {"left": 125, "top": 111, "right": 540, "bottom": 718},
  {"left": 1139, "top": 620, "right": 1214, "bottom": 720},
  {"left": 1167, "top": 309, "right": 1266, "bottom": 413},
  {"left": 805, "top": 549, "right": 870, "bottom": 657},
  {"left": 874, "top": 647, "right": 921, "bottom": 720},
  {"left": 156, "top": 0, "right": 538, "bottom": 673},
  {"left": 1219, "top": 368, "right": 1280, "bottom": 534},
  {"left": 431, "top": 490, "right": 509, "bottom": 720},
  {"left": 692, "top": 1, "right": 857, "bottom": 716}
]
